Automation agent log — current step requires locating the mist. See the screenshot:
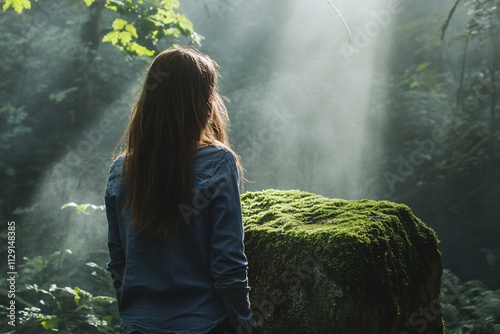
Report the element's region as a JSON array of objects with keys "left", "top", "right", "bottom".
[
  {"left": 188, "top": 0, "right": 396, "bottom": 198},
  {"left": 22, "top": 0, "right": 398, "bottom": 256}
]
